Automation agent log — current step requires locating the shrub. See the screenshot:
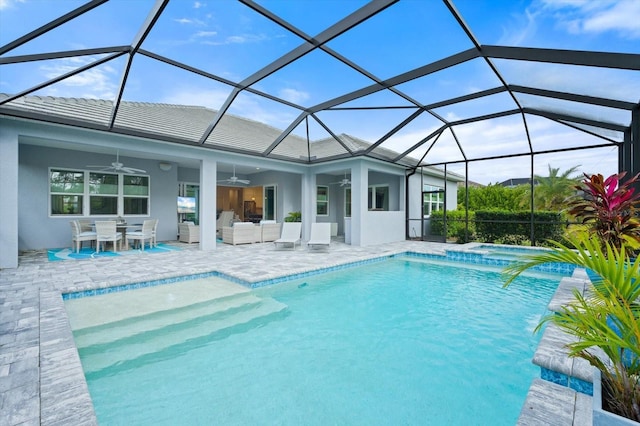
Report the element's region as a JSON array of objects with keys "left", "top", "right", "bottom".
[
  {"left": 284, "top": 211, "right": 301, "bottom": 222},
  {"left": 475, "top": 210, "right": 565, "bottom": 244},
  {"left": 568, "top": 172, "right": 640, "bottom": 256},
  {"left": 430, "top": 210, "right": 475, "bottom": 240}
]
